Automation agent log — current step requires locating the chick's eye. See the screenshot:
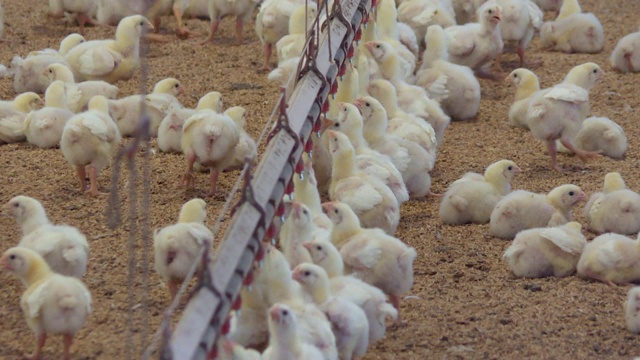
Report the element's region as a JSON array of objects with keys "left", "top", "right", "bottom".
[
  {"left": 175, "top": 84, "right": 179, "bottom": 88},
  {"left": 140, "top": 21, "right": 144, "bottom": 26},
  {"left": 365, "top": 102, "right": 370, "bottom": 107},
  {"left": 593, "top": 69, "right": 598, "bottom": 73},
  {"left": 317, "top": 246, "right": 322, "bottom": 251},
  {"left": 569, "top": 191, "right": 575, "bottom": 196},
  {"left": 488, "top": 9, "right": 493, "bottom": 14},
  {"left": 513, "top": 74, "right": 518, "bottom": 78},
  {"left": 13, "top": 203, "right": 19, "bottom": 207},
  {"left": 375, "top": 44, "right": 381, "bottom": 48},
  {"left": 304, "top": 271, "right": 311, "bottom": 276},
  {"left": 507, "top": 166, "right": 512, "bottom": 170},
  {"left": 302, "top": 209, "right": 308, "bottom": 215},
  {"left": 282, "top": 309, "right": 288, "bottom": 316},
  {"left": 9, "top": 255, "right": 15, "bottom": 260},
  {"left": 334, "top": 209, "right": 338, "bottom": 214}
]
